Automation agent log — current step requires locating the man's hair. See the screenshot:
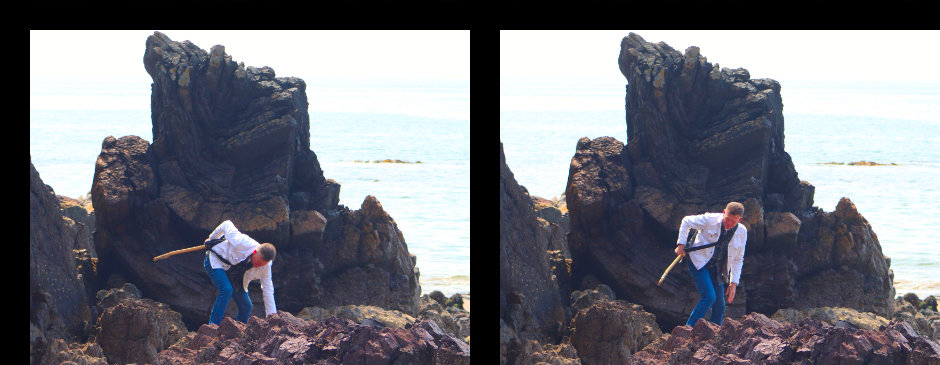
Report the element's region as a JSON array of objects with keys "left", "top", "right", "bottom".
[
  {"left": 726, "top": 202, "right": 745, "bottom": 216},
  {"left": 259, "top": 243, "right": 276, "bottom": 261}
]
